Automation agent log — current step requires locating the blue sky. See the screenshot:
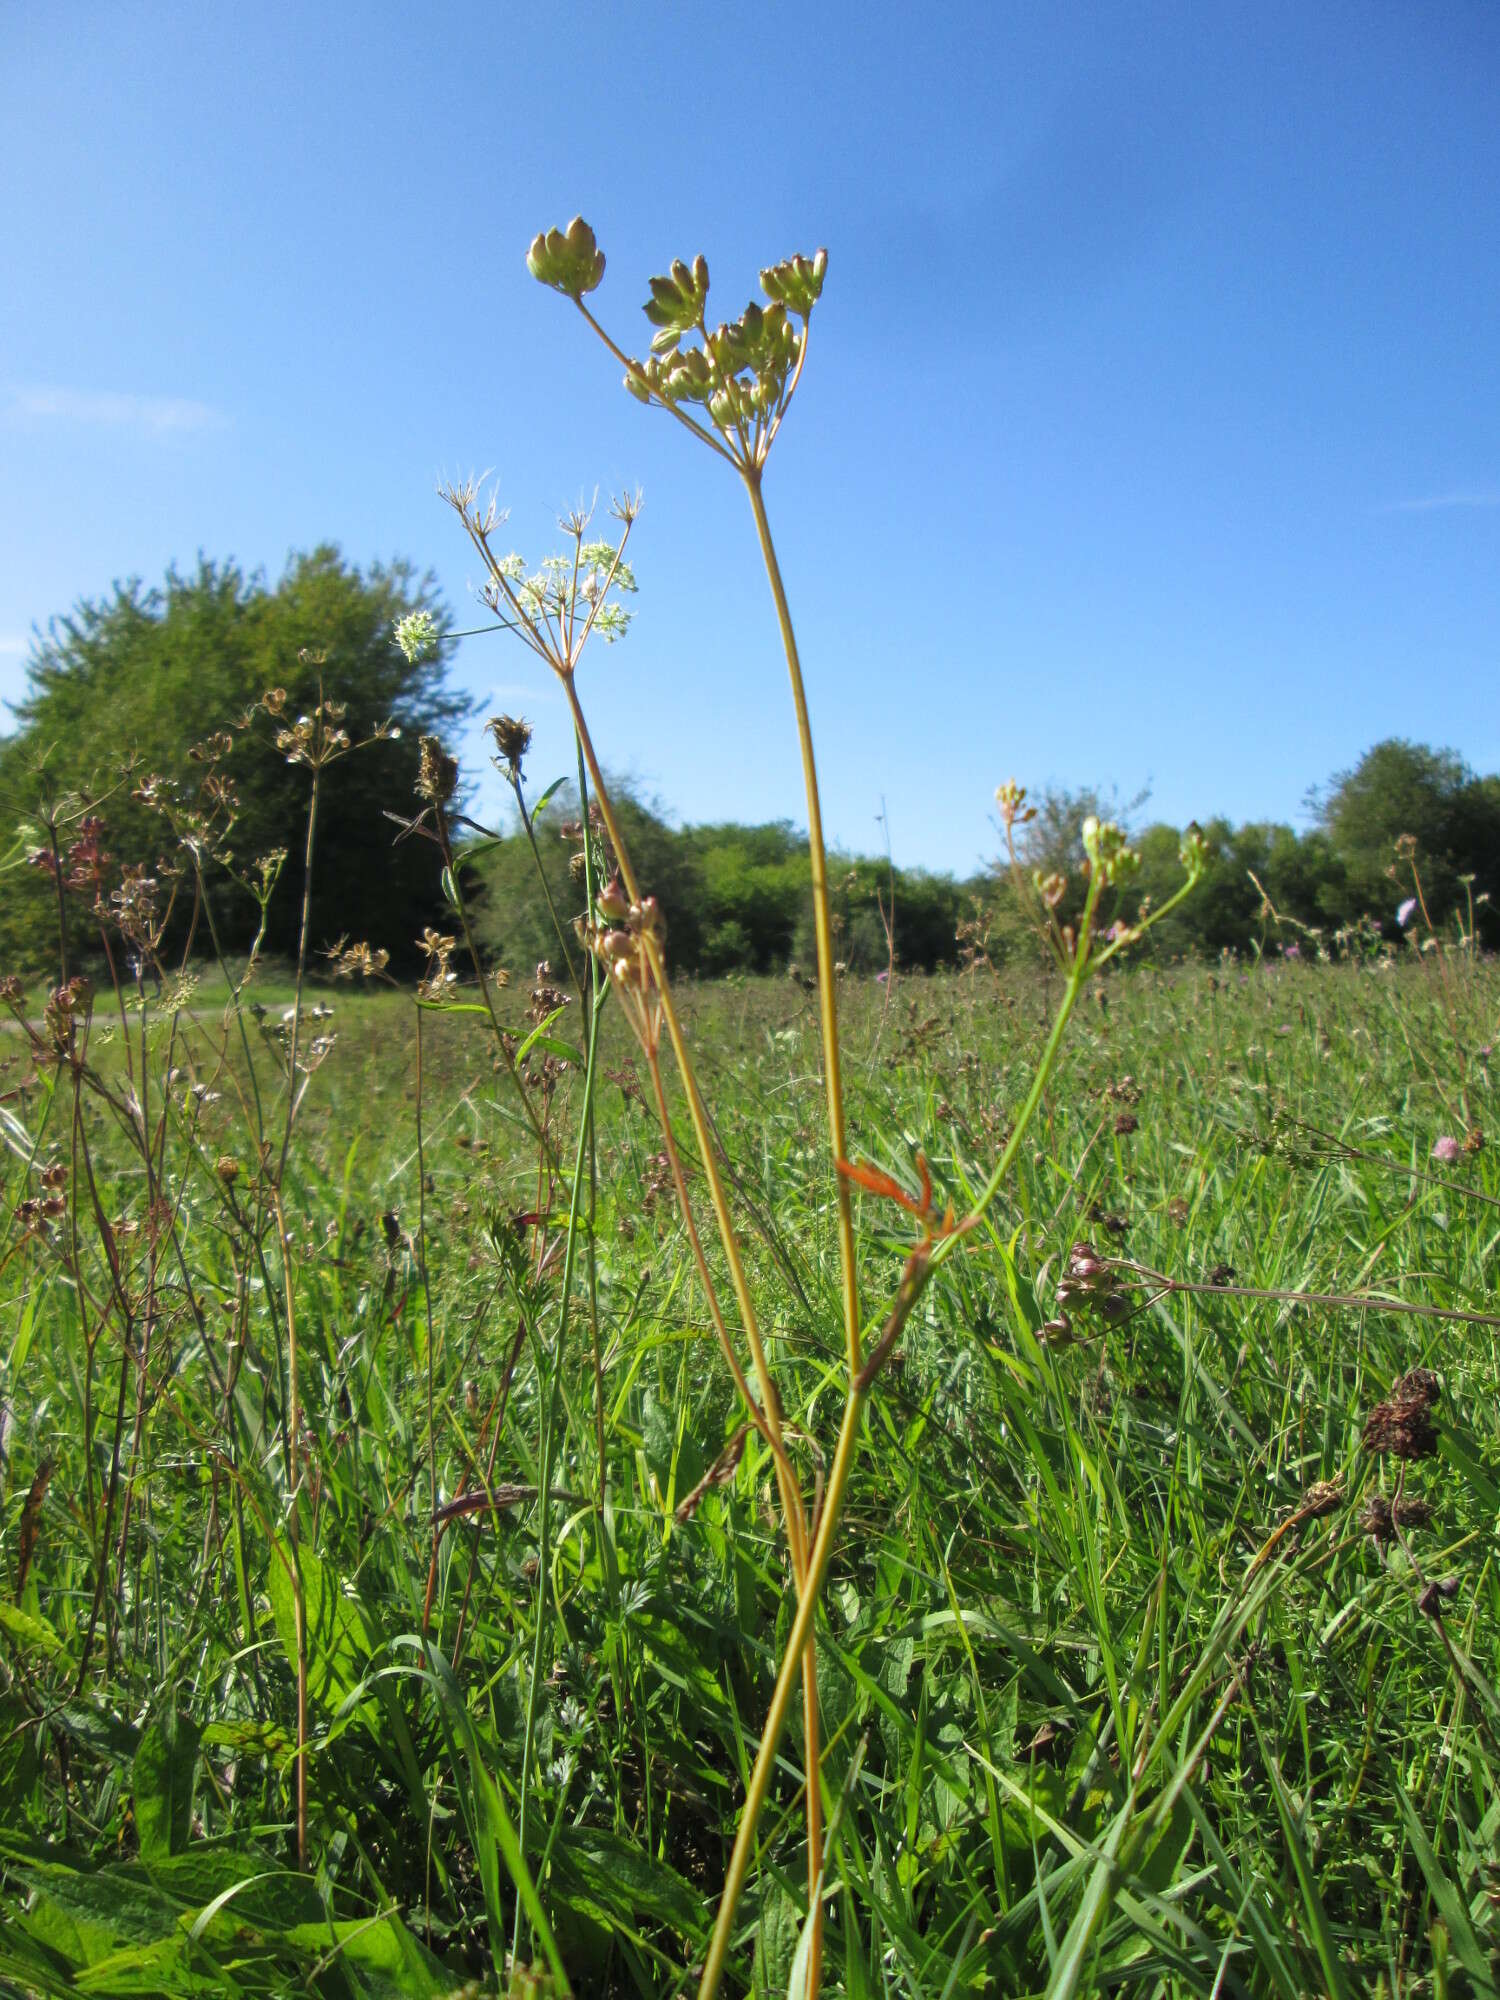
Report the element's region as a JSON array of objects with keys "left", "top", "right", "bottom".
[{"left": 3, "top": 0, "right": 1496, "bottom": 877}]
